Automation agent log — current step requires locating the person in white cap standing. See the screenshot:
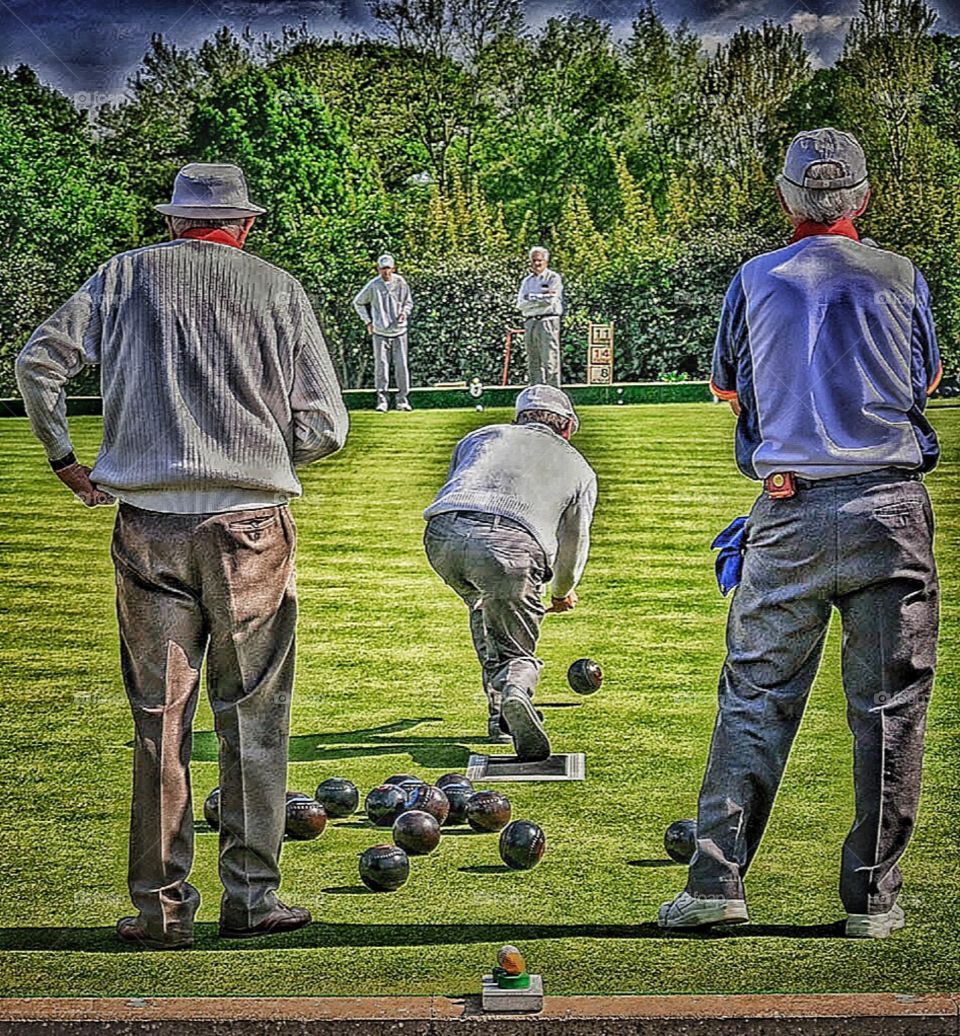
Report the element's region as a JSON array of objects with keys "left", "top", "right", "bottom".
[
  {"left": 423, "top": 385, "right": 597, "bottom": 759},
  {"left": 352, "top": 254, "right": 414, "bottom": 411},
  {"left": 516, "top": 246, "right": 563, "bottom": 387},
  {"left": 16, "top": 162, "right": 349, "bottom": 949}
]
